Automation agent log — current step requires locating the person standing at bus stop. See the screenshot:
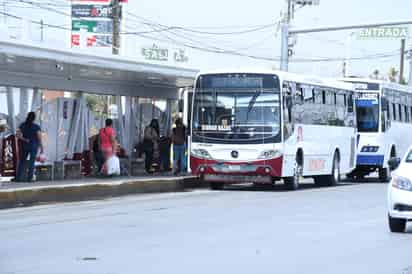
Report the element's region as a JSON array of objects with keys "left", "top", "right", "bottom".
[
  {"left": 143, "top": 119, "right": 160, "bottom": 173},
  {"left": 15, "top": 112, "right": 43, "bottom": 182},
  {"left": 99, "top": 118, "right": 117, "bottom": 162},
  {"left": 172, "top": 118, "right": 187, "bottom": 175}
]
